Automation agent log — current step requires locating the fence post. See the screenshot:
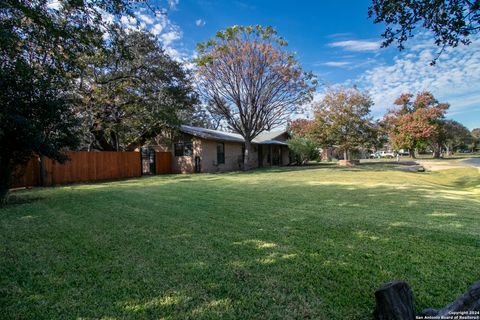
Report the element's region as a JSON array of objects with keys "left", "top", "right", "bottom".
[
  {"left": 39, "top": 155, "right": 47, "bottom": 187},
  {"left": 374, "top": 281, "right": 415, "bottom": 320}
]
